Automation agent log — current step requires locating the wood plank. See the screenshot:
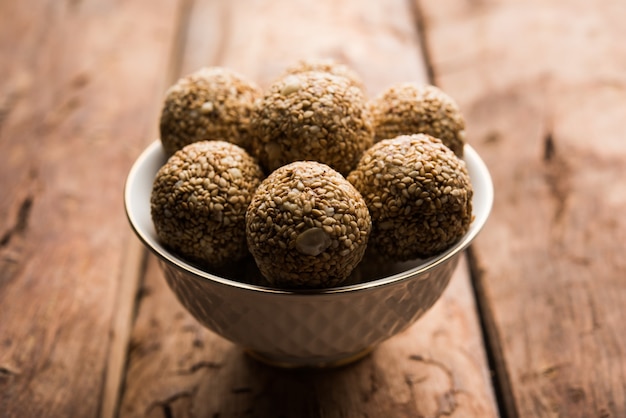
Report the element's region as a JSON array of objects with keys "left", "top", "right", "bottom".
[
  {"left": 418, "top": 0, "right": 626, "bottom": 416},
  {"left": 119, "top": 0, "right": 498, "bottom": 416},
  {"left": 0, "top": 1, "right": 183, "bottom": 417},
  {"left": 177, "top": 0, "right": 429, "bottom": 93}
]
